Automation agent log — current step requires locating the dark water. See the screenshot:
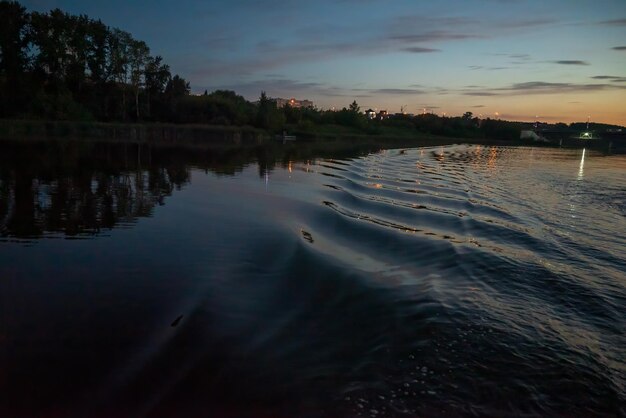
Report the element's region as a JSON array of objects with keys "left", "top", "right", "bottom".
[{"left": 1, "top": 141, "right": 624, "bottom": 417}]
